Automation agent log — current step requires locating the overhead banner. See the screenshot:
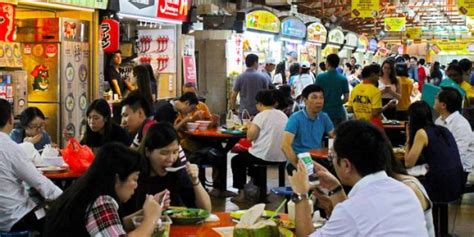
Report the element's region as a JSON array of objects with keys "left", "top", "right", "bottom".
[
  {"left": 351, "top": 0, "right": 380, "bottom": 18},
  {"left": 384, "top": 17, "right": 406, "bottom": 32},
  {"left": 306, "top": 22, "right": 327, "bottom": 44},
  {"left": 458, "top": 0, "right": 474, "bottom": 17},
  {"left": 434, "top": 42, "right": 468, "bottom": 53},
  {"left": 245, "top": 10, "right": 280, "bottom": 34},
  {"left": 281, "top": 17, "right": 306, "bottom": 39},
  {"left": 406, "top": 27, "right": 422, "bottom": 40}
]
